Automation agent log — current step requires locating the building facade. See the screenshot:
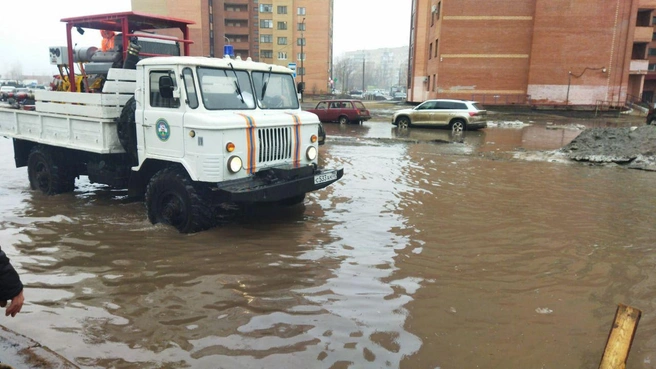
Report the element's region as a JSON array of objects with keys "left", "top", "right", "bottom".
[
  {"left": 131, "top": 0, "right": 333, "bottom": 94},
  {"left": 408, "top": 0, "right": 656, "bottom": 106}
]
